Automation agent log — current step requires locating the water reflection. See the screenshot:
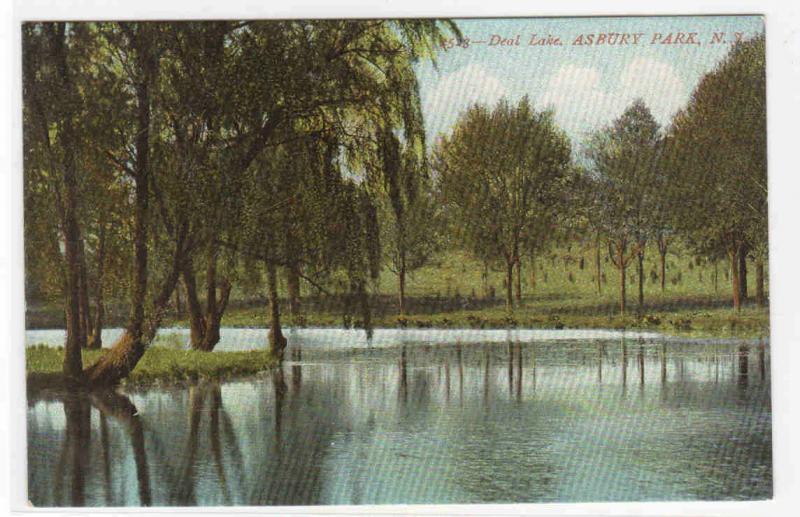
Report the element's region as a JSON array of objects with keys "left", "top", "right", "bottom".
[{"left": 28, "top": 339, "right": 772, "bottom": 506}]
